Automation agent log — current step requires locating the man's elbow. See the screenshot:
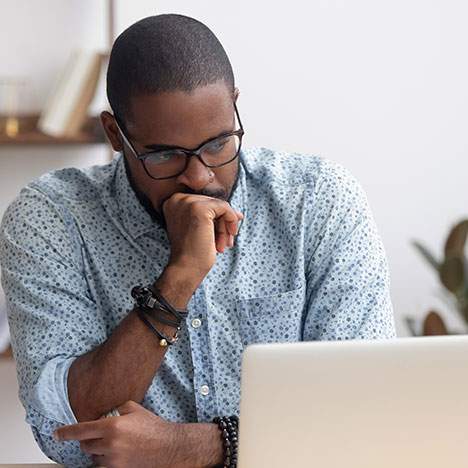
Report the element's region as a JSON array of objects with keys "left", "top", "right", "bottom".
[{"left": 31, "top": 427, "right": 92, "bottom": 468}]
